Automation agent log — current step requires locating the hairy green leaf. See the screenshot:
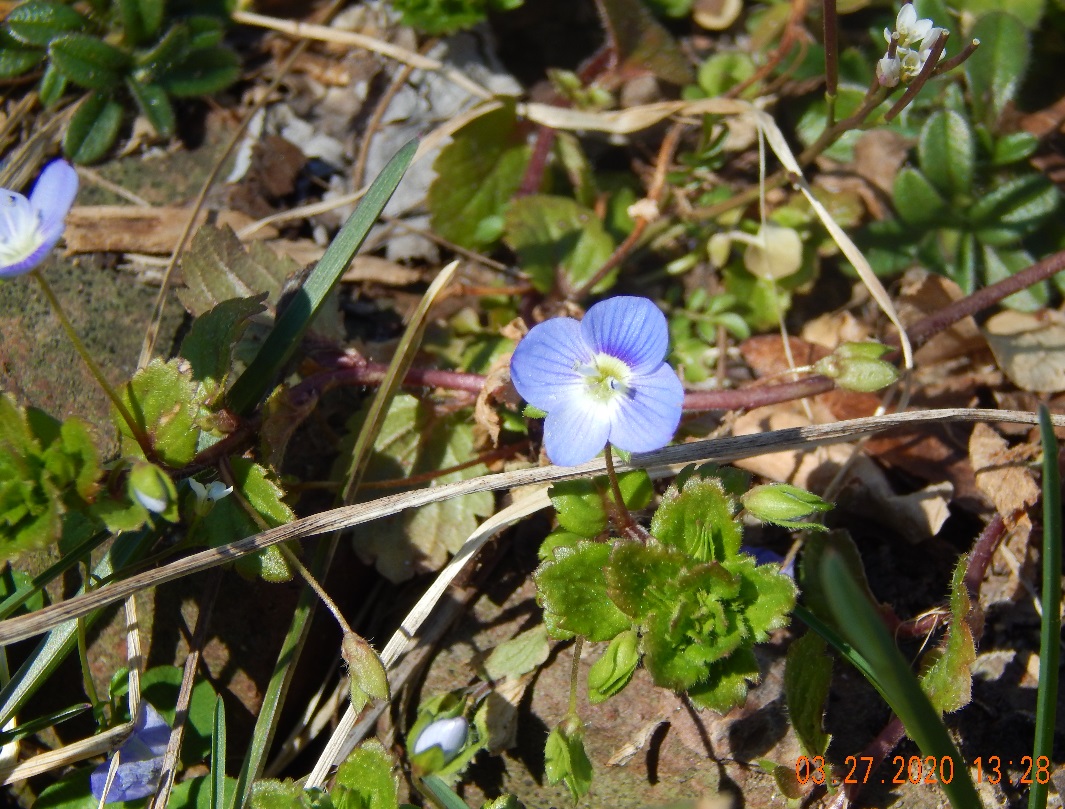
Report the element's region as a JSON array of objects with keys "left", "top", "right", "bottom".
[
  {"left": 649, "top": 475, "right": 741, "bottom": 563},
  {"left": 544, "top": 720, "right": 593, "bottom": 801},
  {"left": 6, "top": 1, "right": 87, "bottom": 48},
  {"left": 920, "top": 560, "right": 977, "bottom": 714},
  {"left": 332, "top": 739, "right": 399, "bottom": 809},
  {"left": 918, "top": 110, "right": 974, "bottom": 199},
  {"left": 966, "top": 11, "right": 1030, "bottom": 126},
  {"left": 549, "top": 469, "right": 652, "bottom": 538},
  {"left": 535, "top": 540, "right": 630, "bottom": 640},
  {"left": 784, "top": 632, "right": 833, "bottom": 756},
  {"left": 180, "top": 294, "right": 268, "bottom": 403},
  {"left": 159, "top": 44, "right": 239, "bottom": 97},
  {"left": 126, "top": 77, "right": 175, "bottom": 137},
  {"left": 63, "top": 91, "right": 124, "bottom": 164},
  {"left": 48, "top": 33, "right": 131, "bottom": 90},
  {"left": 484, "top": 625, "right": 550, "bottom": 681}
]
